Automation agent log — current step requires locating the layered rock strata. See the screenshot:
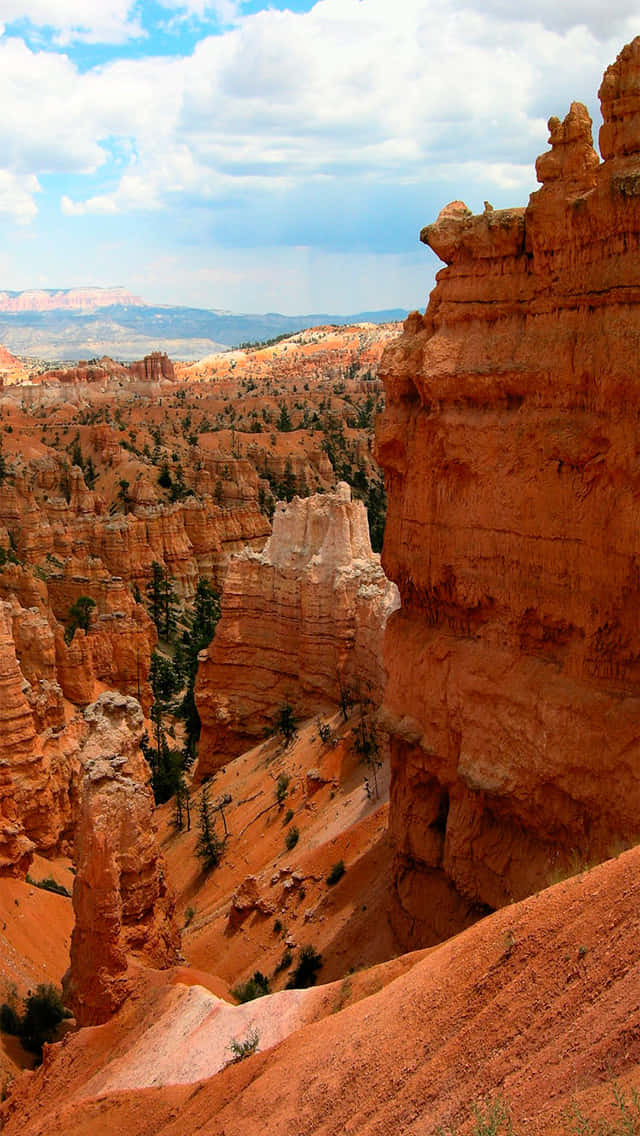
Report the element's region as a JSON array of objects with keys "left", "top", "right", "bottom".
[
  {"left": 376, "top": 38, "right": 640, "bottom": 946},
  {"left": 64, "top": 693, "right": 180, "bottom": 1026},
  {"left": 195, "top": 484, "right": 399, "bottom": 774}
]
